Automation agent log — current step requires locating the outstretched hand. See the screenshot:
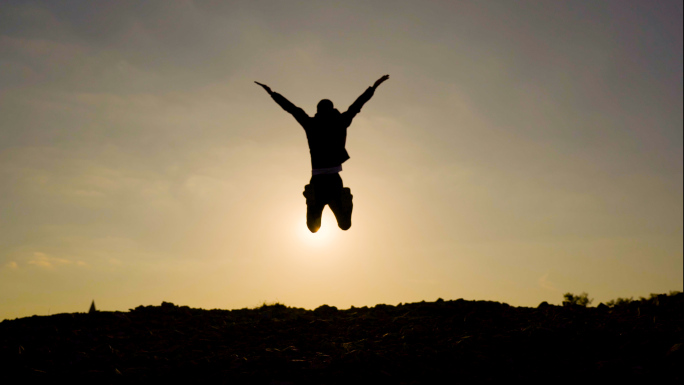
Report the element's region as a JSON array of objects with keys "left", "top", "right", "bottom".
[
  {"left": 255, "top": 81, "right": 272, "bottom": 95},
  {"left": 373, "top": 74, "right": 389, "bottom": 89}
]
